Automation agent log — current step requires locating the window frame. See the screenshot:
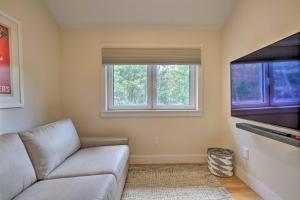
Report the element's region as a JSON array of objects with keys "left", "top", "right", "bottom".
[{"left": 103, "top": 64, "right": 202, "bottom": 117}]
